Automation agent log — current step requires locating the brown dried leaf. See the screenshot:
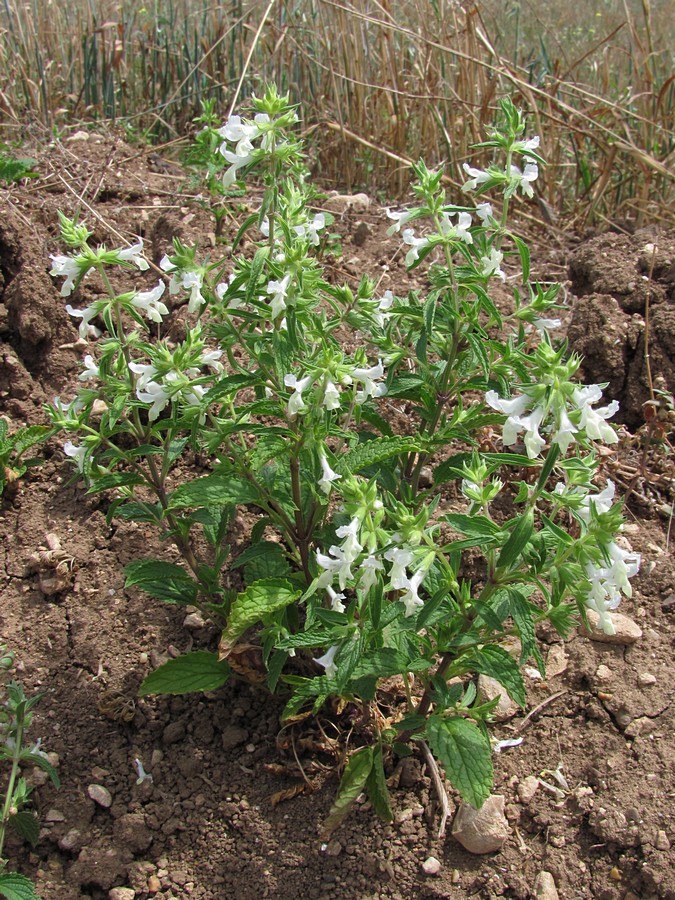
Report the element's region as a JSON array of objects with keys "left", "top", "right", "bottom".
[{"left": 269, "top": 782, "right": 308, "bottom": 807}]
